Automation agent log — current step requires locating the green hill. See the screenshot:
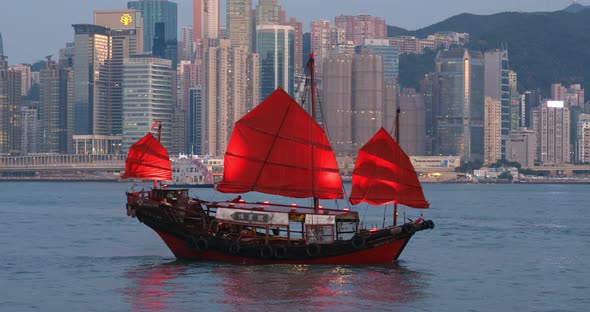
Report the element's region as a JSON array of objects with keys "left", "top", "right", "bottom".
[{"left": 391, "top": 9, "right": 590, "bottom": 99}]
